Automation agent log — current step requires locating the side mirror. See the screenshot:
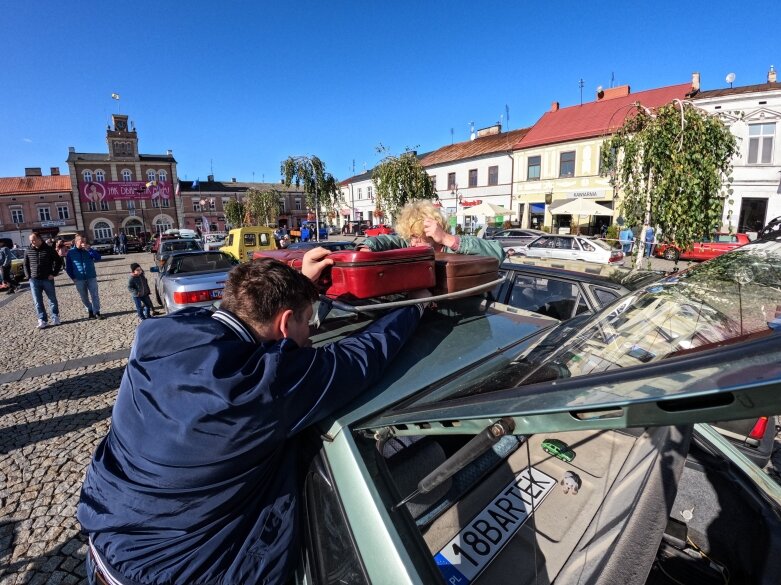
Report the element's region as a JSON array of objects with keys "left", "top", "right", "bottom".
[{"left": 150, "top": 266, "right": 159, "bottom": 273}]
